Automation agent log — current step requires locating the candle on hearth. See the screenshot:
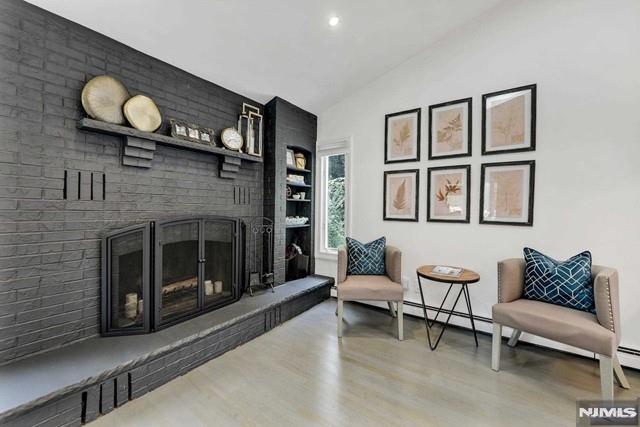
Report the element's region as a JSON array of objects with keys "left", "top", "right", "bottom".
[
  {"left": 214, "top": 280, "right": 223, "bottom": 294},
  {"left": 125, "top": 293, "right": 138, "bottom": 305},
  {"left": 125, "top": 301, "right": 137, "bottom": 320},
  {"left": 137, "top": 299, "right": 143, "bottom": 315},
  {"left": 205, "top": 280, "right": 214, "bottom": 296}
]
